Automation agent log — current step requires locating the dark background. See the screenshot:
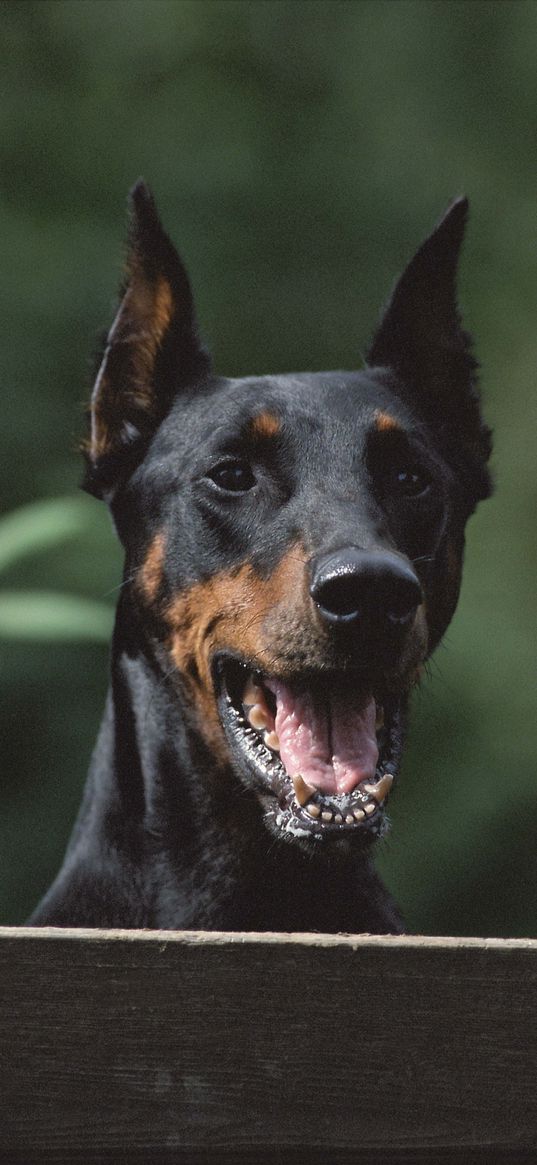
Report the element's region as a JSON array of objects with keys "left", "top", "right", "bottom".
[{"left": 1, "top": 0, "right": 535, "bottom": 935}]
